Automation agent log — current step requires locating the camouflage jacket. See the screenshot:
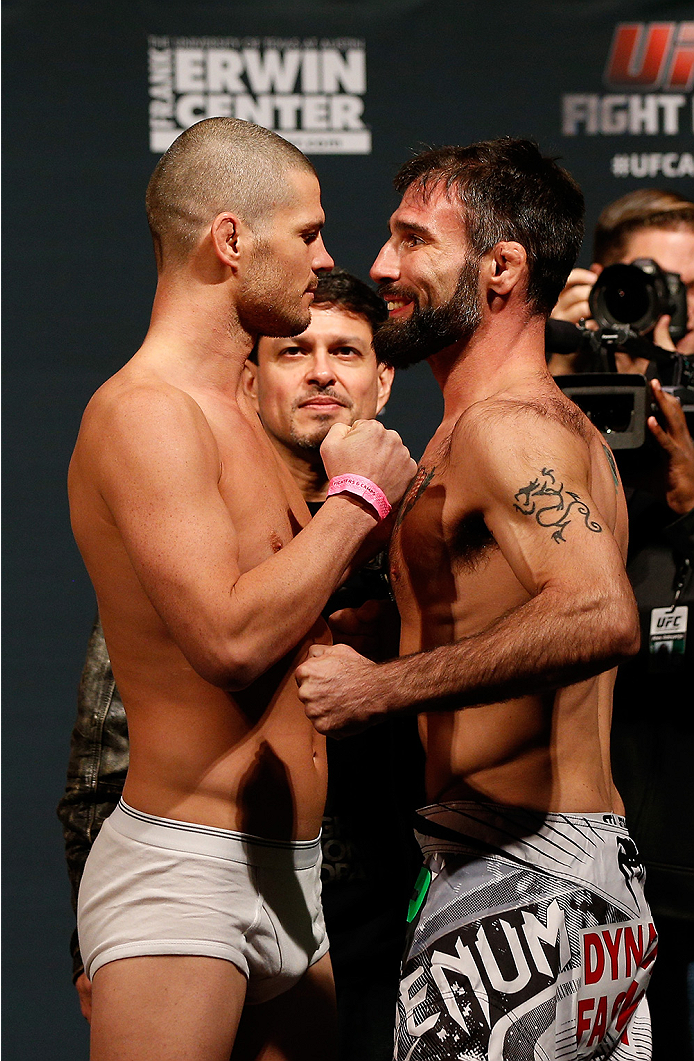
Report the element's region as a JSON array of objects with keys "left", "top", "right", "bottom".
[{"left": 56, "top": 617, "right": 128, "bottom": 981}]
